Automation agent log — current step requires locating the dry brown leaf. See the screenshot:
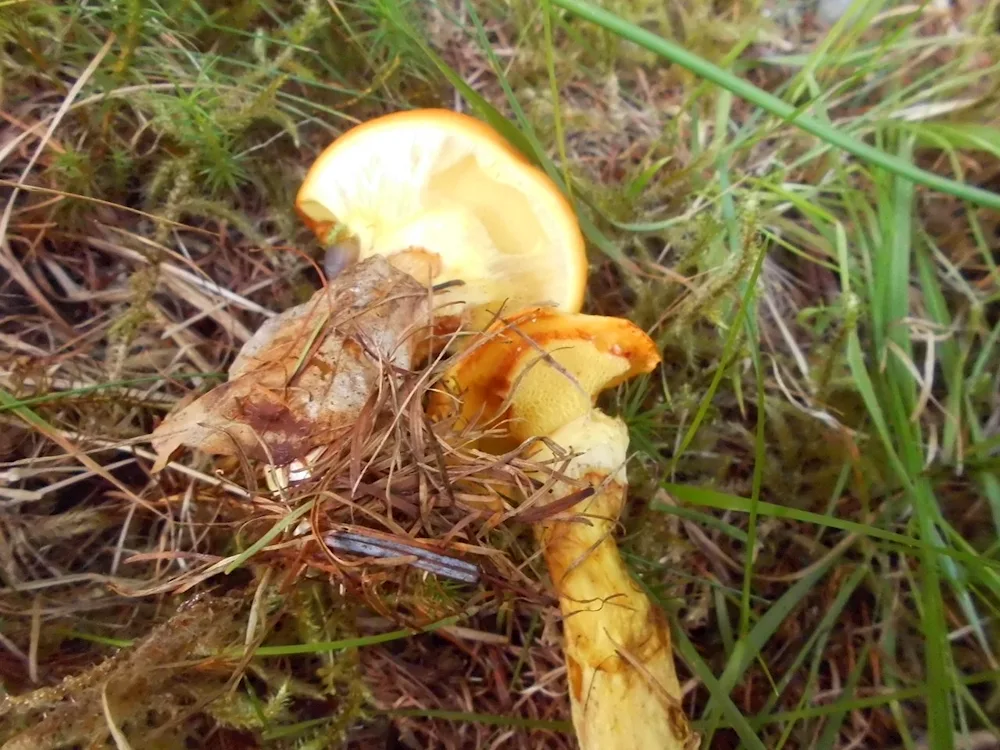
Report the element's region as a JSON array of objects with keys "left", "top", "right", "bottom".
[{"left": 150, "top": 256, "right": 429, "bottom": 471}]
